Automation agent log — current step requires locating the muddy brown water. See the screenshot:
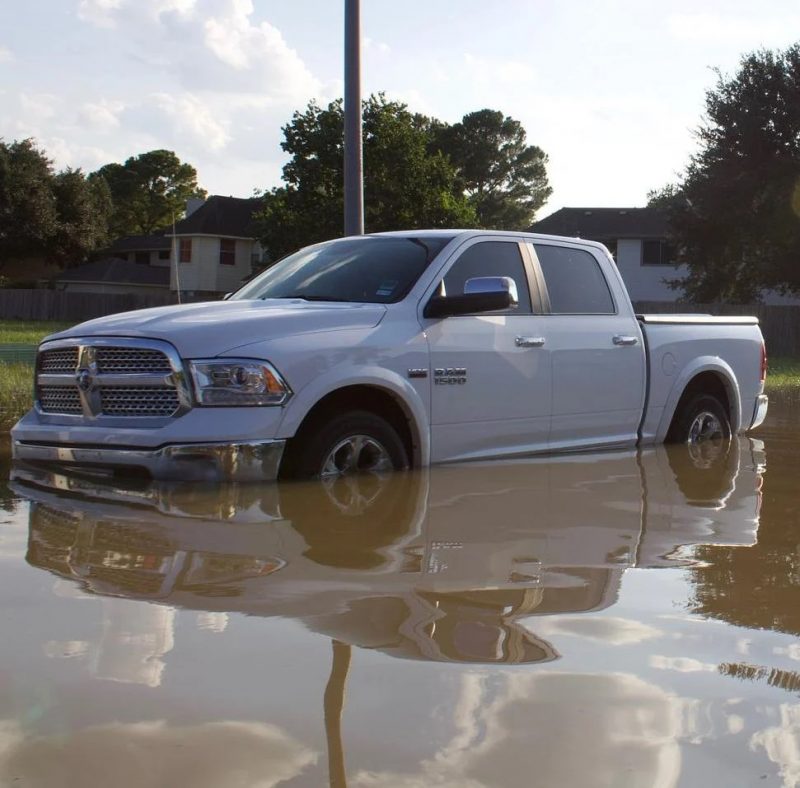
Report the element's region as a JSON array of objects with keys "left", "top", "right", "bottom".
[{"left": 0, "top": 397, "right": 798, "bottom": 787}]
